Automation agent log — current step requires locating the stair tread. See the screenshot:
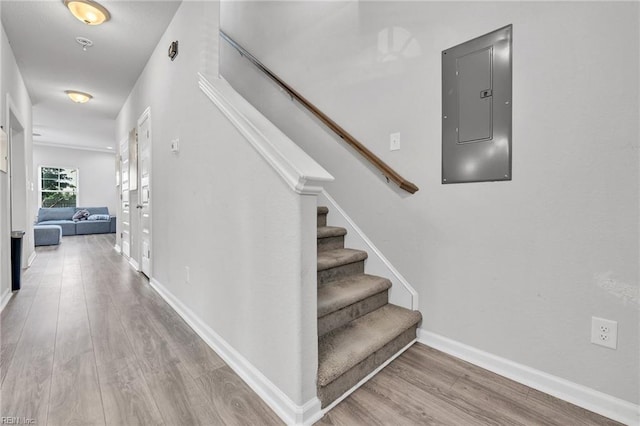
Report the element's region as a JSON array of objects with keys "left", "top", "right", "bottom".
[
  {"left": 317, "top": 206, "right": 329, "bottom": 214},
  {"left": 318, "top": 304, "right": 421, "bottom": 387},
  {"left": 317, "top": 248, "right": 368, "bottom": 272},
  {"left": 318, "top": 274, "right": 391, "bottom": 318},
  {"left": 317, "top": 226, "right": 347, "bottom": 239}
]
